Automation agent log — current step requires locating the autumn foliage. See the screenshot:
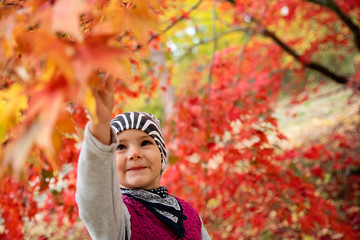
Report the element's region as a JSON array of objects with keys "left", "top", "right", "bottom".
[{"left": 1, "top": 0, "right": 360, "bottom": 239}]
